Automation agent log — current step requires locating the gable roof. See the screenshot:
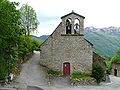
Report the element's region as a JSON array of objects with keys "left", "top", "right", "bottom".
[
  {"left": 40, "top": 22, "right": 62, "bottom": 47},
  {"left": 84, "top": 38, "right": 93, "bottom": 46},
  {"left": 93, "top": 52, "right": 105, "bottom": 60},
  {"left": 61, "top": 11, "right": 85, "bottom": 19}
]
